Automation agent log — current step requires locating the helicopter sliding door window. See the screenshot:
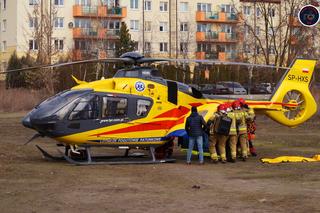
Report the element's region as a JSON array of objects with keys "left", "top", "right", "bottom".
[
  {"left": 68, "top": 95, "right": 99, "bottom": 120},
  {"left": 102, "top": 97, "right": 128, "bottom": 118},
  {"left": 136, "top": 100, "right": 151, "bottom": 117},
  {"left": 167, "top": 81, "right": 178, "bottom": 105}
]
